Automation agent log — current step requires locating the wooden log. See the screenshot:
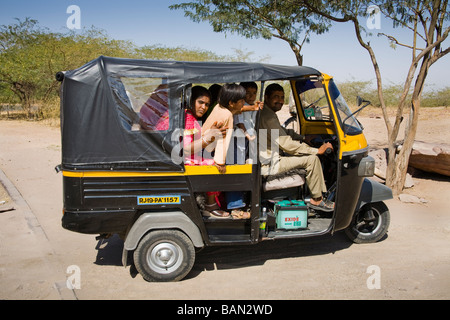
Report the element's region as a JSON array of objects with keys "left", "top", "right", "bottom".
[{"left": 408, "top": 141, "right": 450, "bottom": 176}]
